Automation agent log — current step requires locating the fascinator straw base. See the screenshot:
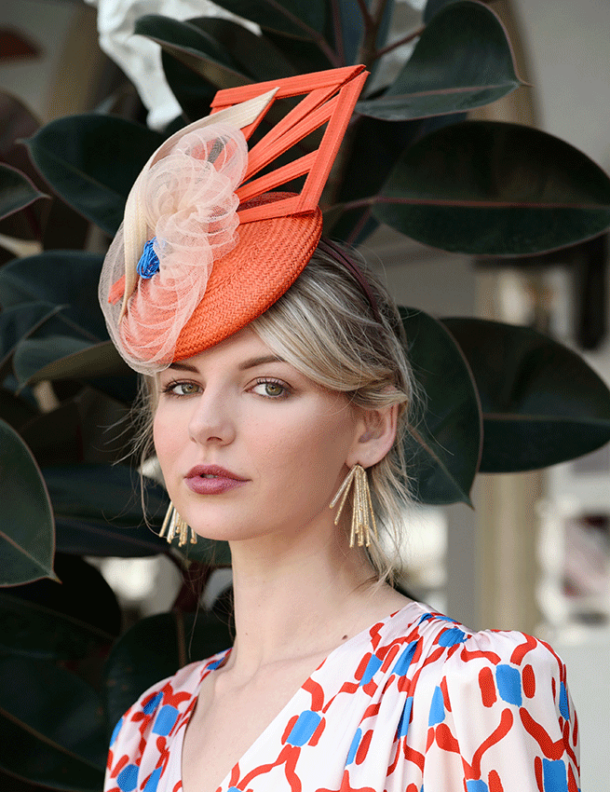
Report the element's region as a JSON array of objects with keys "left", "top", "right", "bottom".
[
  {"left": 126, "top": 192, "right": 322, "bottom": 363},
  {"left": 174, "top": 193, "right": 322, "bottom": 359}
]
